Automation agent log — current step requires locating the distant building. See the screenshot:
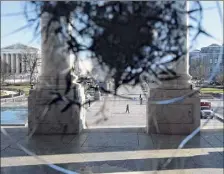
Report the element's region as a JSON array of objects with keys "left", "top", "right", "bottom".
[
  {"left": 189, "top": 44, "right": 224, "bottom": 81},
  {"left": 1, "top": 43, "right": 41, "bottom": 75},
  {"left": 200, "top": 44, "right": 223, "bottom": 79},
  {"left": 1, "top": 43, "right": 41, "bottom": 84}
]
